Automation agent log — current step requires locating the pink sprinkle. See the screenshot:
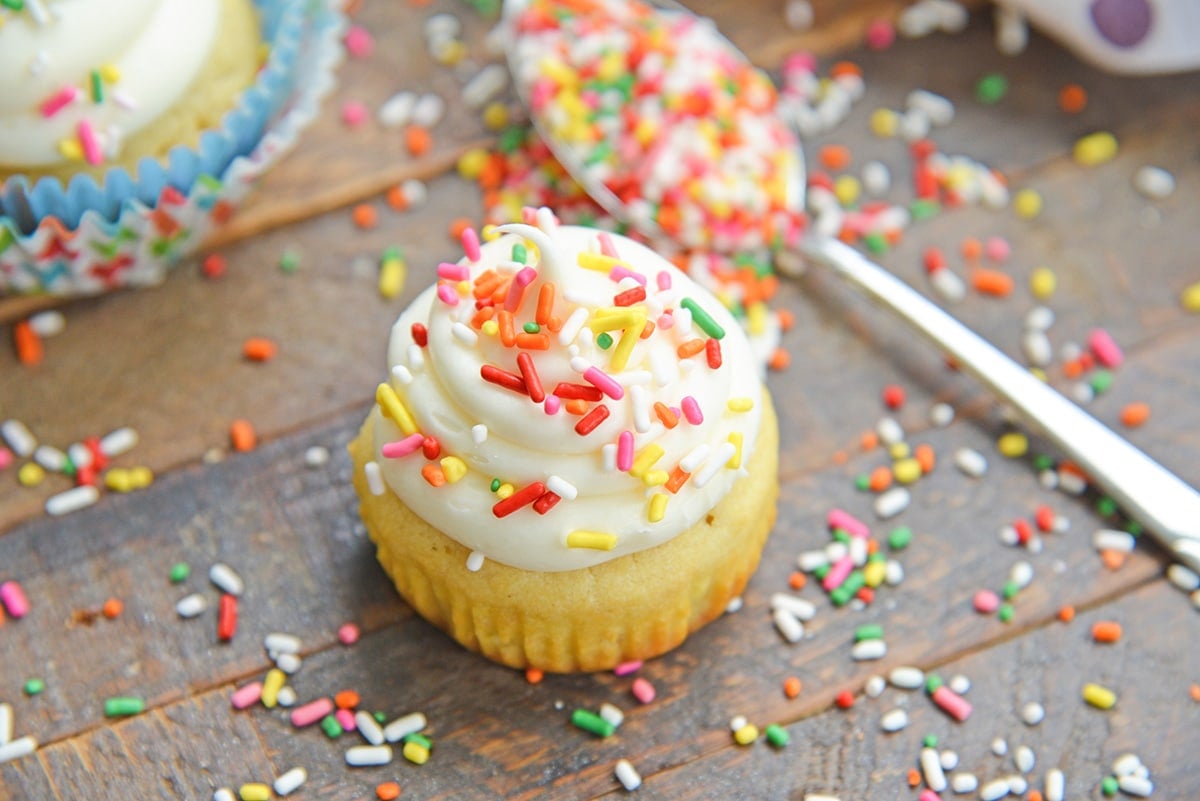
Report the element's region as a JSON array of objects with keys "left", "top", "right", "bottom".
[
  {"left": 864, "top": 18, "right": 895, "bottom": 50},
  {"left": 231, "top": 681, "right": 263, "bottom": 710},
  {"left": 505, "top": 266, "right": 537, "bottom": 312},
  {"left": 338, "top": 623, "right": 360, "bottom": 645},
  {"left": 584, "top": 366, "right": 624, "bottom": 400},
  {"left": 827, "top": 508, "right": 870, "bottom": 538},
  {"left": 782, "top": 52, "right": 817, "bottom": 78},
  {"left": 597, "top": 232, "right": 618, "bottom": 258},
  {"left": 0, "top": 580, "right": 30, "bottom": 618},
  {"left": 821, "top": 555, "right": 854, "bottom": 592},
  {"left": 0, "top": 447, "right": 12, "bottom": 470},
  {"left": 614, "top": 659, "right": 643, "bottom": 676},
  {"left": 543, "top": 395, "right": 561, "bottom": 415},
  {"left": 931, "top": 685, "right": 972, "bottom": 722},
  {"left": 617, "top": 430, "right": 634, "bottom": 471},
  {"left": 336, "top": 708, "right": 357, "bottom": 732},
  {"left": 609, "top": 266, "right": 646, "bottom": 286},
  {"left": 436, "top": 283, "right": 460, "bottom": 306},
  {"left": 973, "top": 589, "right": 1000, "bottom": 614},
  {"left": 657, "top": 313, "right": 674, "bottom": 330},
  {"left": 381, "top": 434, "right": 425, "bottom": 458},
  {"left": 40, "top": 86, "right": 78, "bottom": 117},
  {"left": 1087, "top": 328, "right": 1123, "bottom": 368},
  {"left": 77, "top": 120, "right": 102, "bottom": 165},
  {"left": 291, "top": 697, "right": 334, "bottom": 727},
  {"left": 631, "top": 677, "right": 656, "bottom": 704},
  {"left": 437, "top": 262, "right": 470, "bottom": 281},
  {"left": 344, "top": 25, "right": 374, "bottom": 59},
  {"left": 680, "top": 396, "right": 703, "bottom": 425},
  {"left": 919, "top": 791, "right": 941, "bottom": 801},
  {"left": 461, "top": 227, "right": 482, "bottom": 262},
  {"left": 341, "top": 100, "right": 368, "bottom": 127},
  {"left": 984, "top": 236, "right": 1011, "bottom": 263},
  {"left": 655, "top": 271, "right": 672, "bottom": 291}
]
